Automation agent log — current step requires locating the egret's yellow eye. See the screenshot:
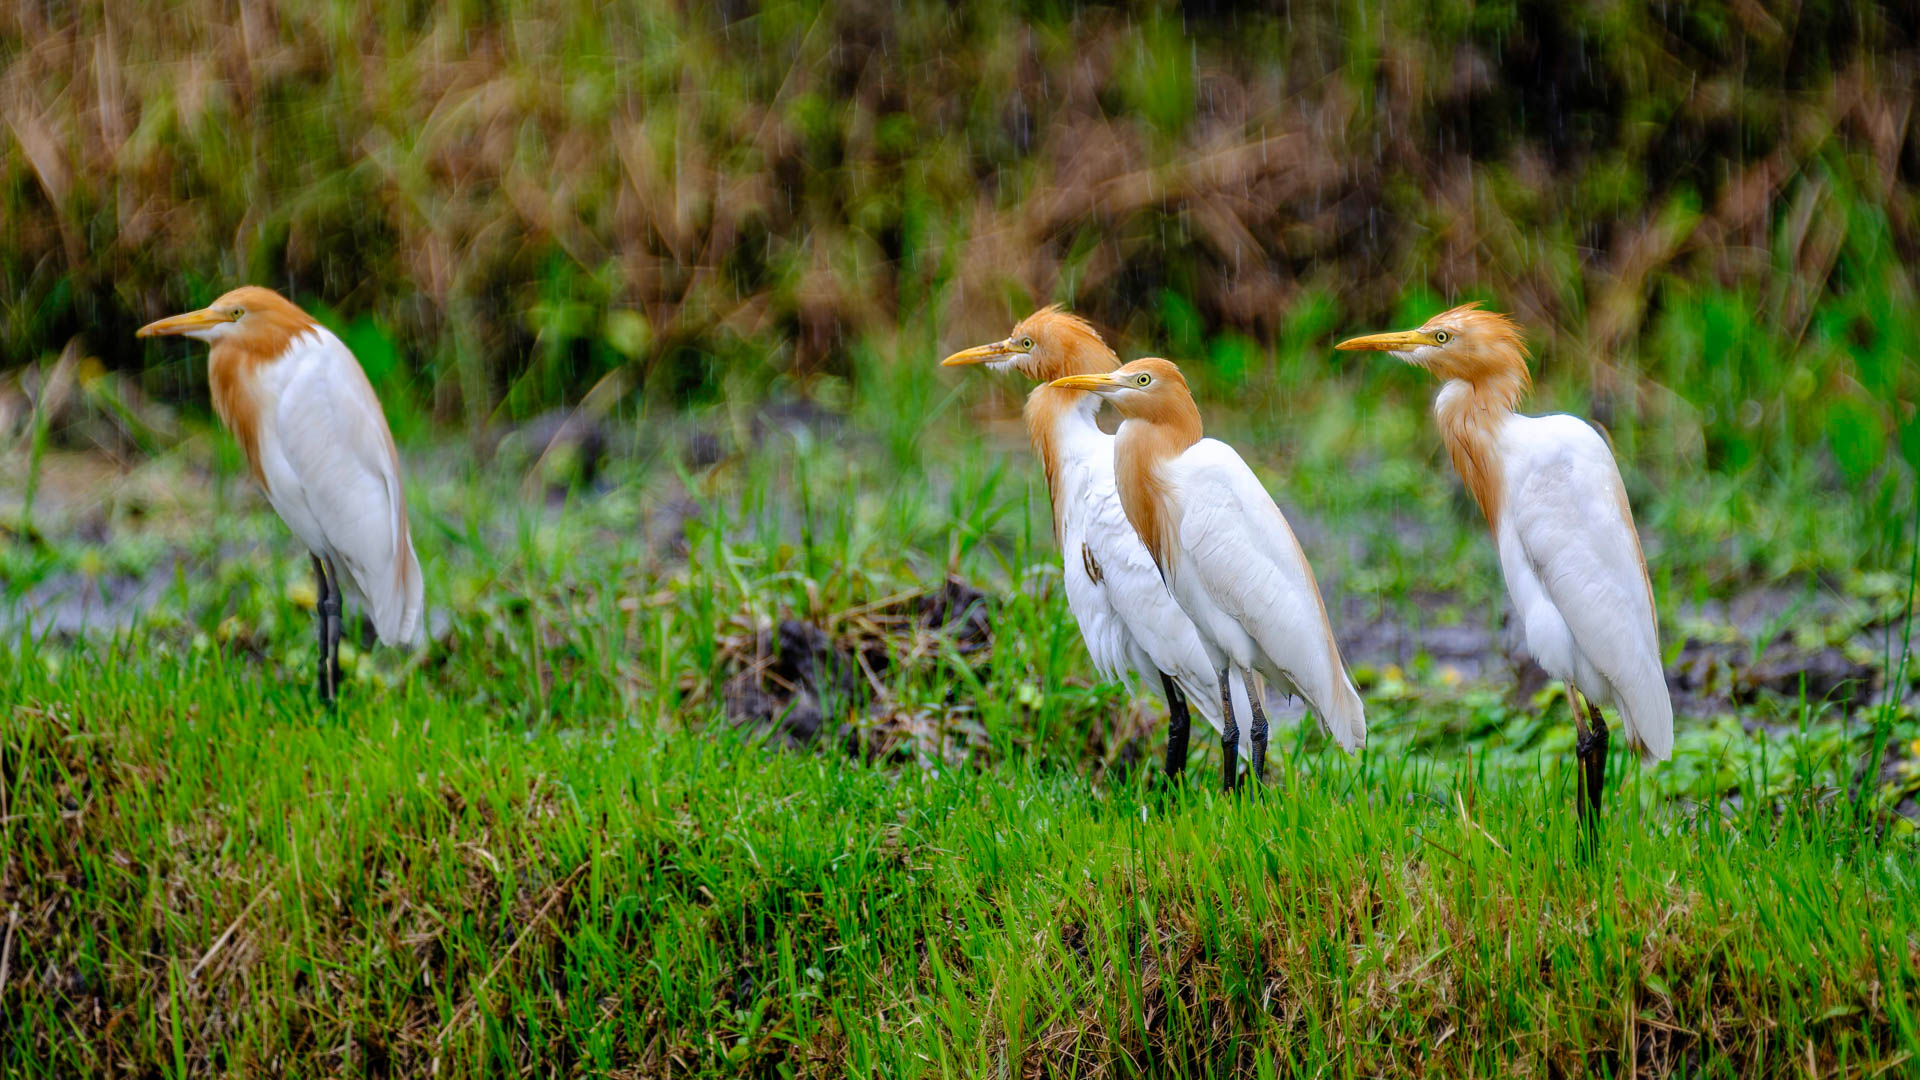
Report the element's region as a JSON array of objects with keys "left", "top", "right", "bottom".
[
  {"left": 1134, "top": 373, "right": 1151, "bottom": 387},
  {"left": 229, "top": 307, "right": 245, "bottom": 320},
  {"left": 1431, "top": 330, "right": 1450, "bottom": 344},
  {"left": 1020, "top": 337, "right": 1034, "bottom": 351}
]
